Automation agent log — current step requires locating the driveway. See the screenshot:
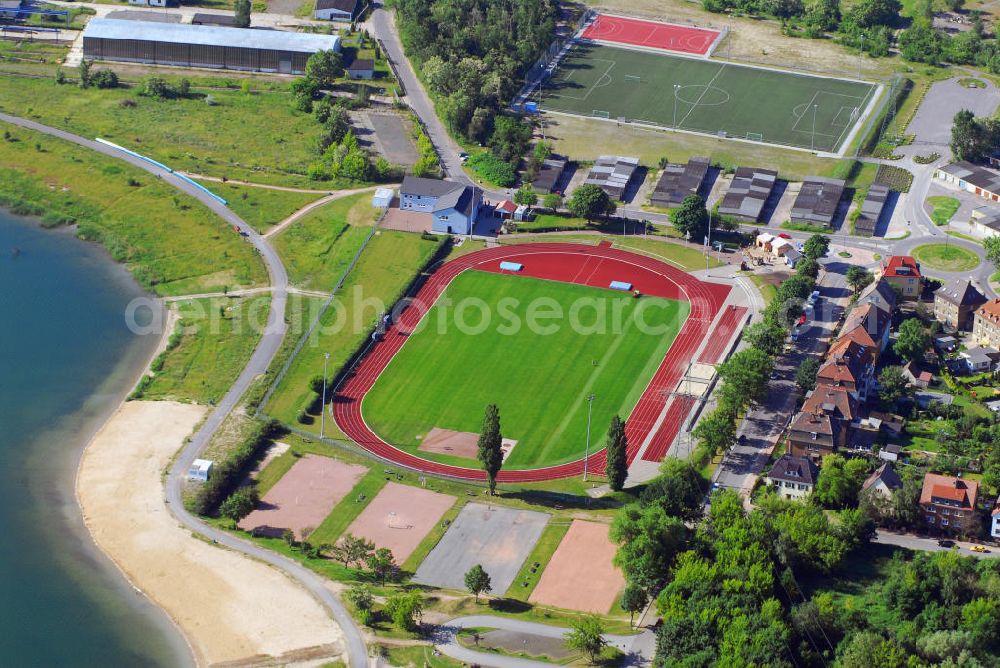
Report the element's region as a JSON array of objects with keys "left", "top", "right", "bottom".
[{"left": 907, "top": 77, "right": 1000, "bottom": 146}]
